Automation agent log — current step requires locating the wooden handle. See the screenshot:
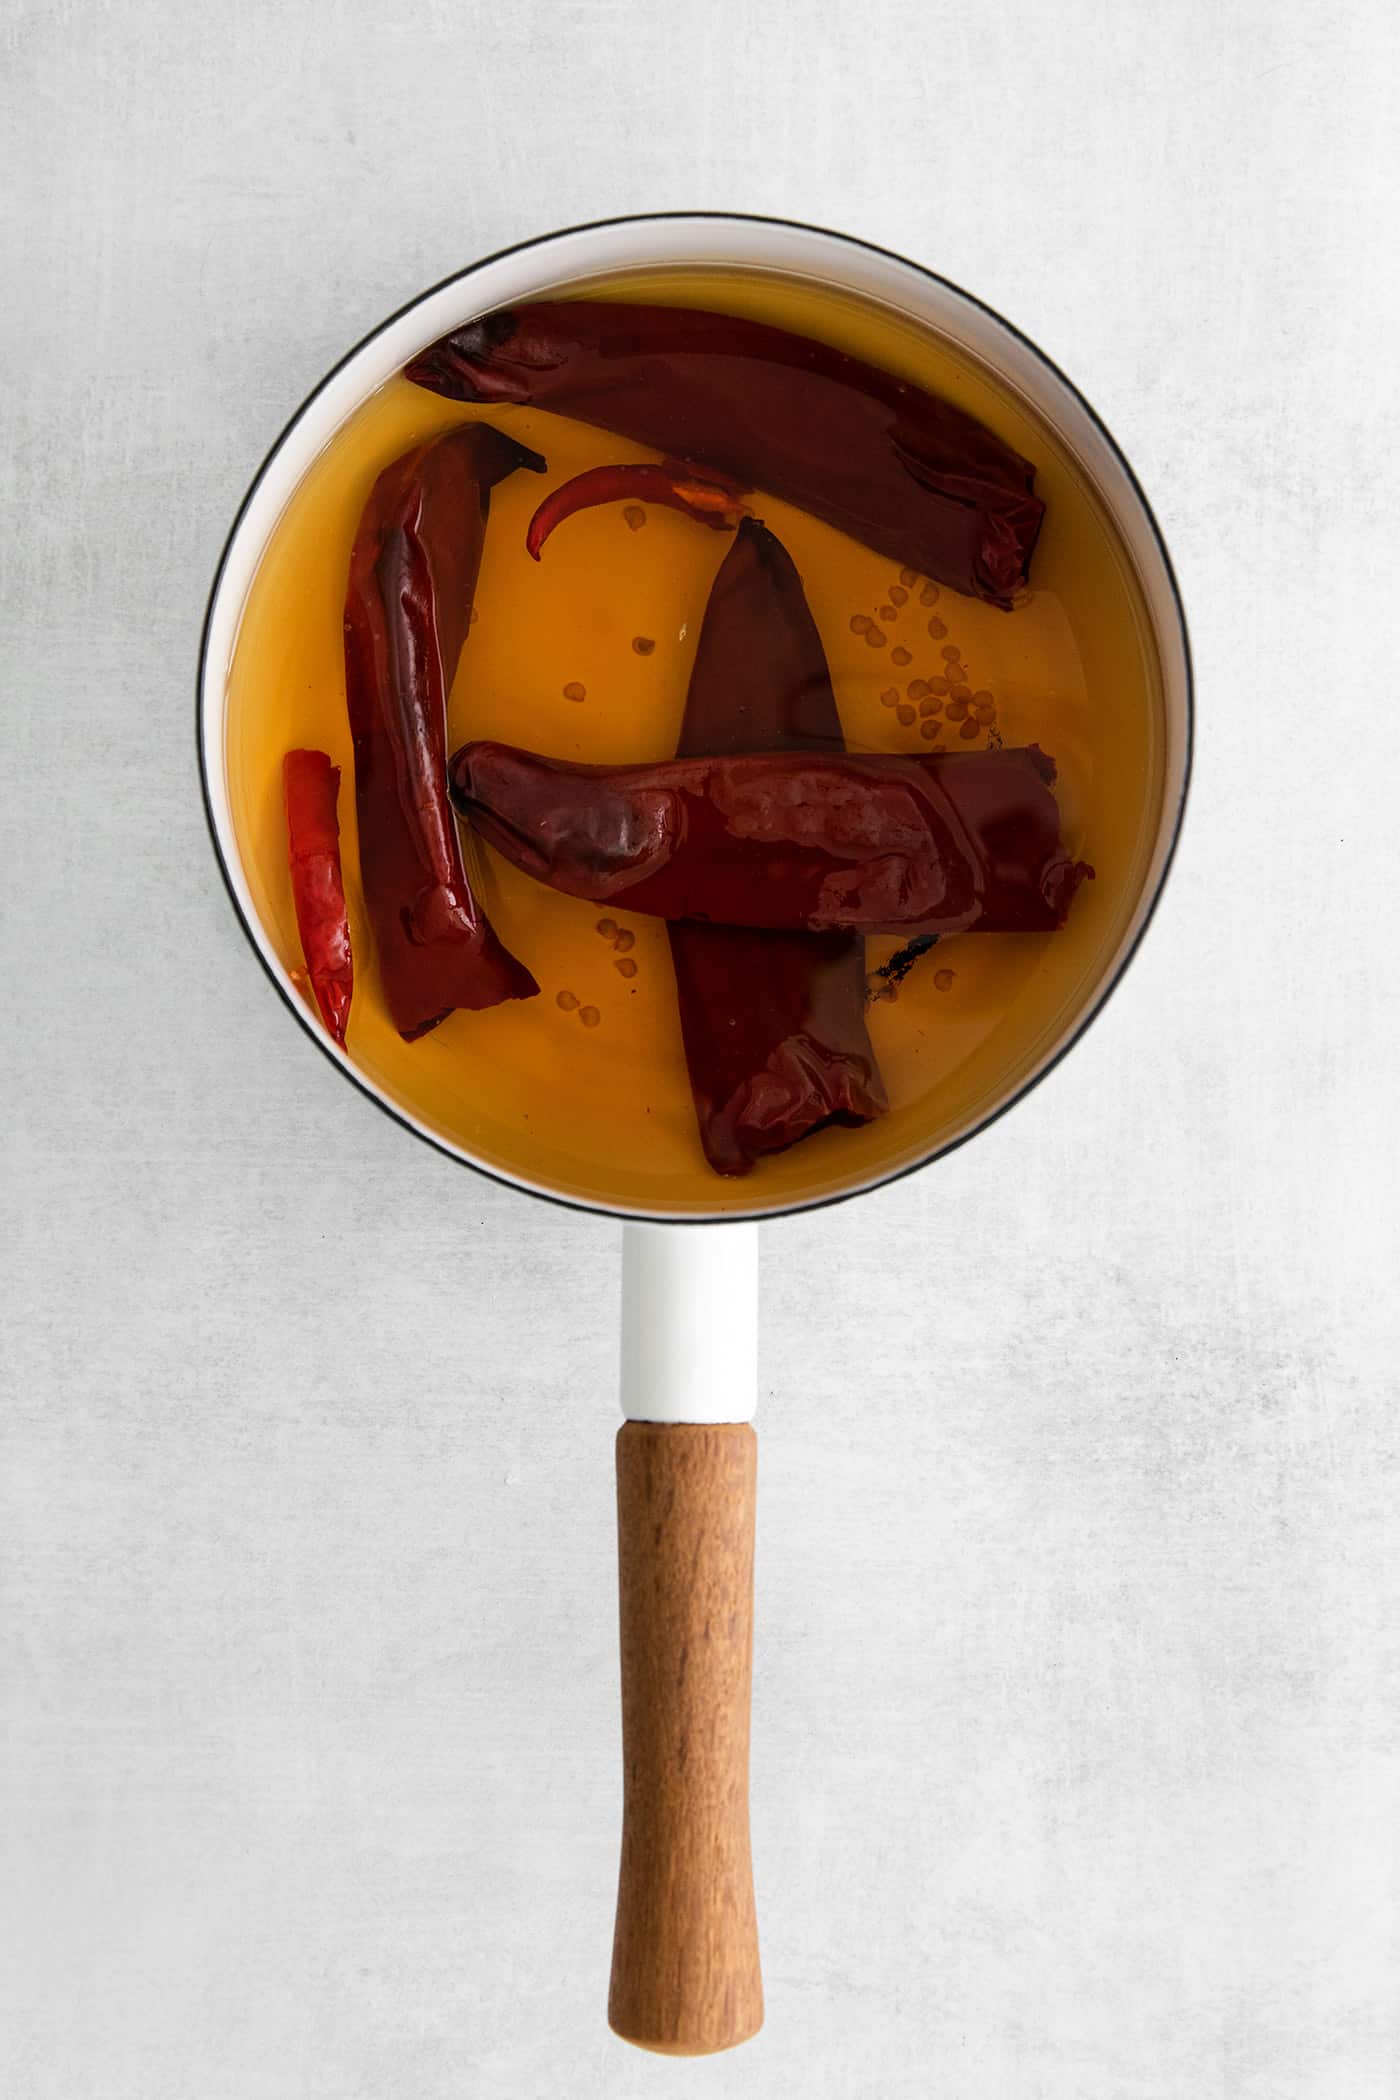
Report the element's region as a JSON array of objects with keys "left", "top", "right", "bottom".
[{"left": 609, "top": 1421, "right": 762, "bottom": 2055}]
